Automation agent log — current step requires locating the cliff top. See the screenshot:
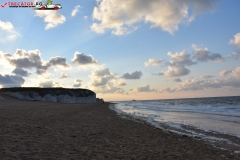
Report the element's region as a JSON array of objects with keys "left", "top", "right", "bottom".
[
  {"left": 0, "top": 87, "right": 91, "bottom": 92},
  {"left": 0, "top": 87, "right": 96, "bottom": 97}
]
